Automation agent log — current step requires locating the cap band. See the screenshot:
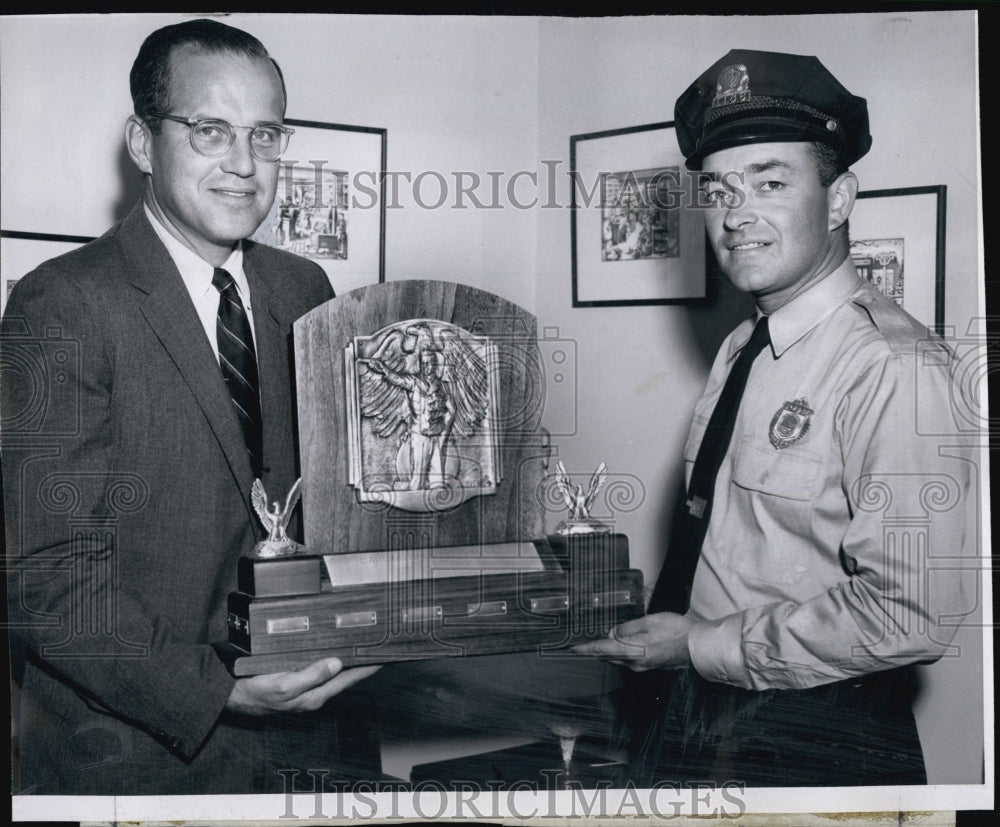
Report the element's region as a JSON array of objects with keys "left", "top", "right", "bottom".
[{"left": 705, "top": 95, "right": 839, "bottom": 130}]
